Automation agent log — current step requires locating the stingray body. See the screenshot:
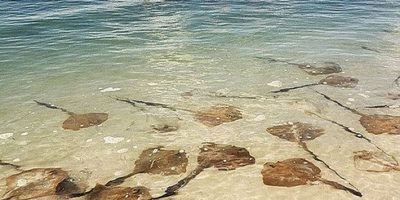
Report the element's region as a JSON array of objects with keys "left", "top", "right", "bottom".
[
  {"left": 297, "top": 62, "right": 342, "bottom": 75},
  {"left": 86, "top": 184, "right": 151, "bottom": 200},
  {"left": 34, "top": 100, "right": 108, "bottom": 131},
  {"left": 261, "top": 158, "right": 362, "bottom": 197},
  {"left": 359, "top": 114, "right": 400, "bottom": 135},
  {"left": 2, "top": 168, "right": 82, "bottom": 200},
  {"left": 194, "top": 105, "right": 242, "bottom": 127}
]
